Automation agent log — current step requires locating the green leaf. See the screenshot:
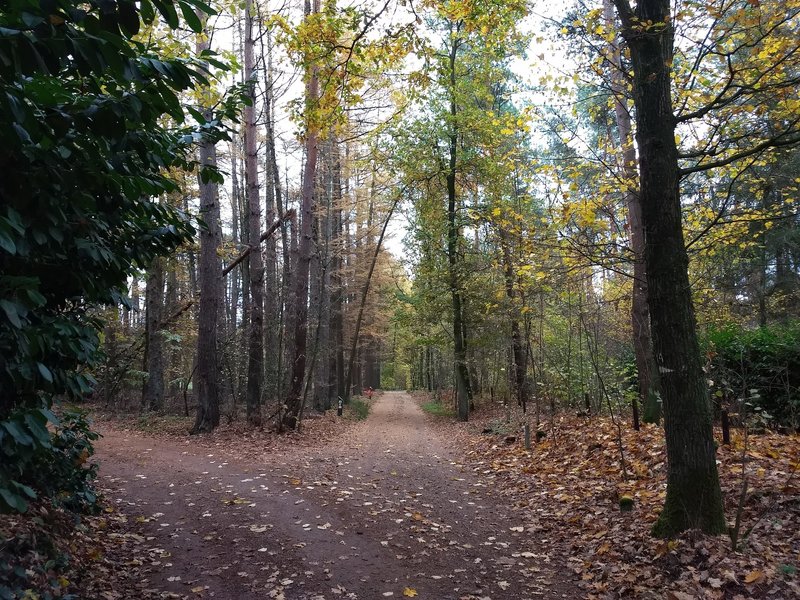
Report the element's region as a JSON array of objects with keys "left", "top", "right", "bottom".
[
  {"left": 153, "top": 0, "right": 180, "bottom": 28},
  {"left": 118, "top": 0, "right": 140, "bottom": 37},
  {"left": 23, "top": 412, "right": 51, "bottom": 447},
  {"left": 37, "top": 362, "right": 53, "bottom": 383},
  {"left": 0, "top": 230, "right": 16, "bottom": 254},
  {"left": 183, "top": 0, "right": 217, "bottom": 16},
  {"left": 39, "top": 408, "right": 60, "bottom": 427},
  {"left": 2, "top": 421, "right": 33, "bottom": 446},
  {"left": 0, "top": 487, "right": 29, "bottom": 513},
  {"left": 0, "top": 299, "right": 22, "bottom": 328},
  {"left": 179, "top": 1, "right": 203, "bottom": 33}
]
